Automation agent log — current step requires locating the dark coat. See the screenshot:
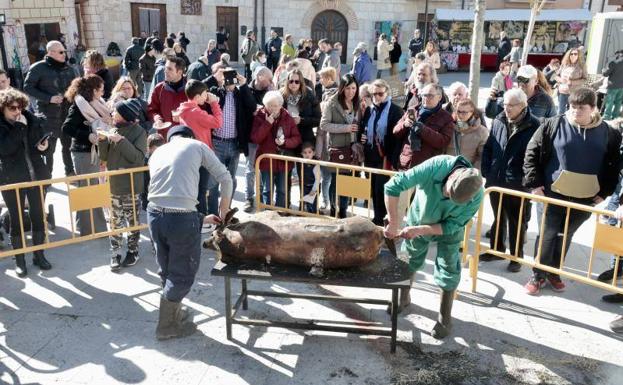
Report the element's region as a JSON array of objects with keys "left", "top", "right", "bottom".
[
  {"left": 61, "top": 103, "right": 96, "bottom": 152},
  {"left": 176, "top": 52, "right": 191, "bottom": 70},
  {"left": 23, "top": 56, "right": 77, "bottom": 135},
  {"left": 498, "top": 37, "right": 511, "bottom": 62},
  {"left": 389, "top": 42, "right": 402, "bottom": 64},
  {"left": 187, "top": 57, "right": 211, "bottom": 81},
  {"left": 486, "top": 86, "right": 556, "bottom": 120},
  {"left": 0, "top": 110, "right": 50, "bottom": 184},
  {"left": 282, "top": 87, "right": 321, "bottom": 144},
  {"left": 391, "top": 106, "right": 454, "bottom": 171},
  {"left": 95, "top": 68, "right": 114, "bottom": 100},
  {"left": 124, "top": 43, "right": 144, "bottom": 71},
  {"left": 139, "top": 53, "right": 156, "bottom": 83},
  {"left": 481, "top": 108, "right": 540, "bottom": 190},
  {"left": 359, "top": 101, "right": 403, "bottom": 169},
  {"left": 523, "top": 115, "right": 622, "bottom": 200},
  {"left": 209, "top": 83, "right": 257, "bottom": 156}
]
